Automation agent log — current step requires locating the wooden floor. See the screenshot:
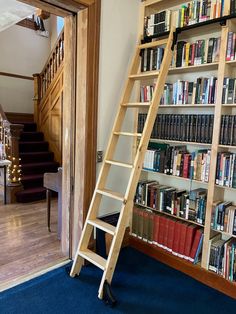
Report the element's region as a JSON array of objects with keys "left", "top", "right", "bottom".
[{"left": 0, "top": 198, "right": 67, "bottom": 290}]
